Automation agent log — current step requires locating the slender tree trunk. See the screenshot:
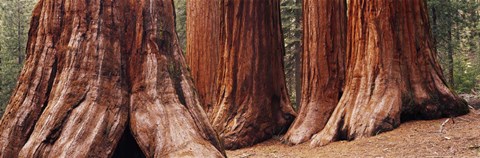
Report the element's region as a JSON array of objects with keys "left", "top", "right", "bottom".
[
  {"left": 186, "top": 0, "right": 223, "bottom": 116},
  {"left": 447, "top": 28, "right": 454, "bottom": 87},
  {"left": 294, "top": 47, "right": 301, "bottom": 109},
  {"left": 282, "top": 0, "right": 346, "bottom": 145},
  {"left": 0, "top": 0, "right": 225, "bottom": 157},
  {"left": 211, "top": 0, "right": 296, "bottom": 149},
  {"left": 294, "top": 0, "right": 302, "bottom": 109},
  {"left": 16, "top": 4, "right": 23, "bottom": 64},
  {"left": 431, "top": 5, "right": 437, "bottom": 46},
  {"left": 310, "top": 0, "right": 469, "bottom": 147}
]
